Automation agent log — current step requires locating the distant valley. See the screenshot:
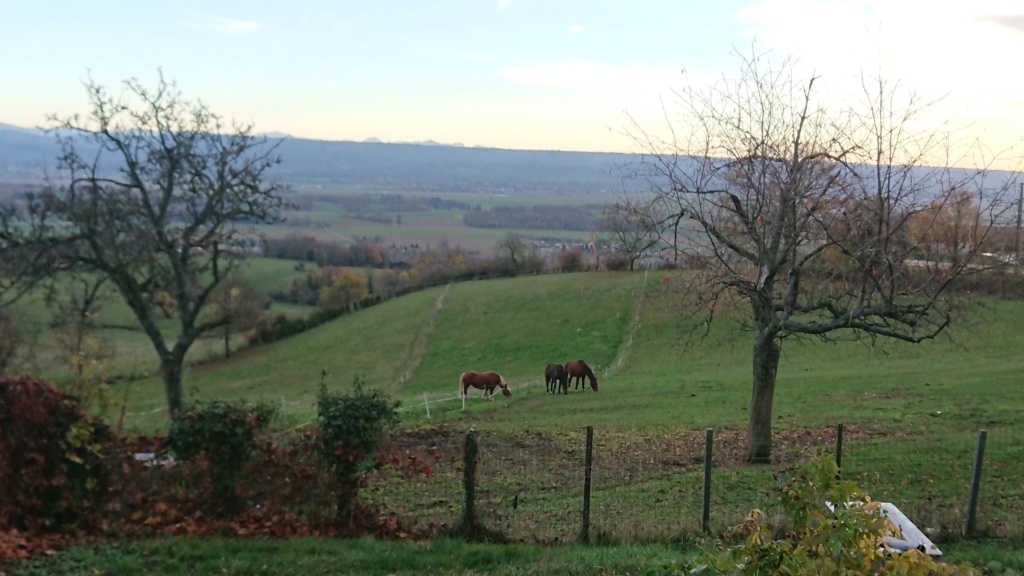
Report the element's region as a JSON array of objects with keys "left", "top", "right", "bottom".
[{"left": 0, "top": 122, "right": 646, "bottom": 194}]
